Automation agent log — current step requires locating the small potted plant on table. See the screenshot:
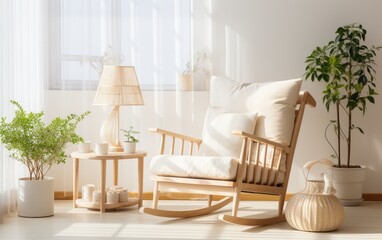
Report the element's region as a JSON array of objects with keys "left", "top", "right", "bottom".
[
  {"left": 0, "top": 100, "right": 89, "bottom": 217},
  {"left": 121, "top": 126, "right": 140, "bottom": 153},
  {"left": 304, "top": 23, "right": 380, "bottom": 205}
]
